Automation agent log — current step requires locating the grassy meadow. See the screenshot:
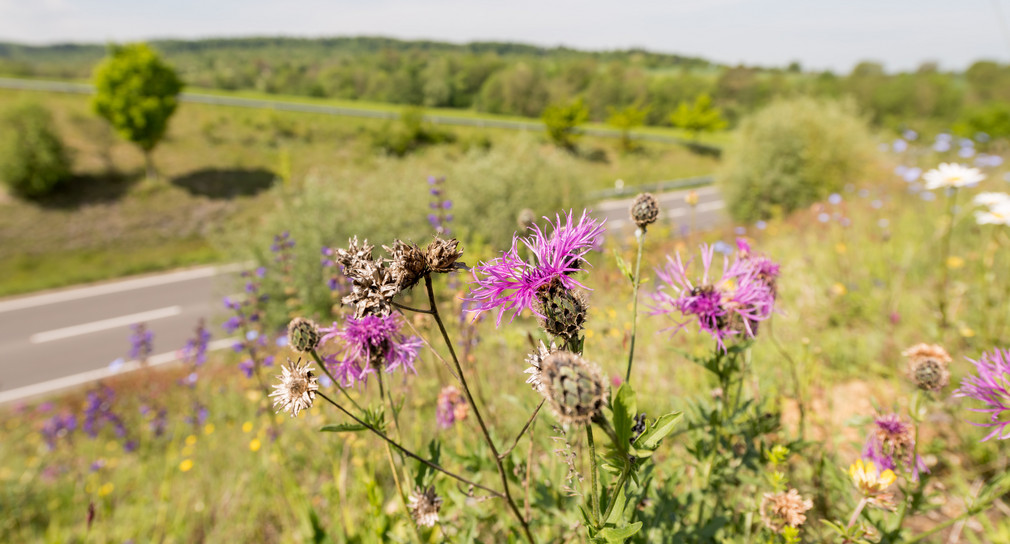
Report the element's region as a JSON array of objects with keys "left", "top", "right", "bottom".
[{"left": 3, "top": 122, "right": 1010, "bottom": 542}]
